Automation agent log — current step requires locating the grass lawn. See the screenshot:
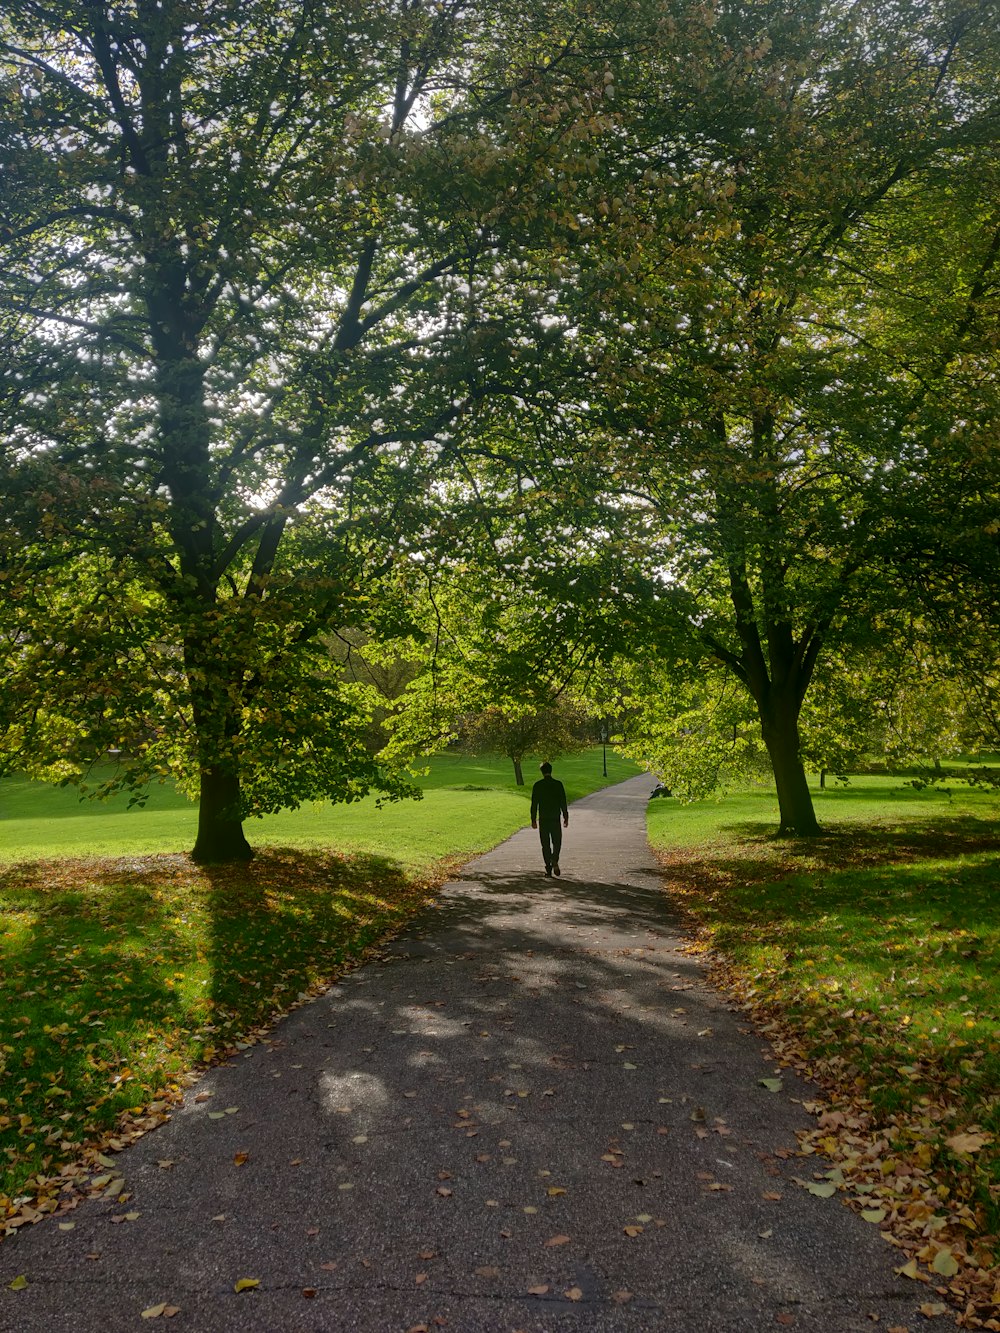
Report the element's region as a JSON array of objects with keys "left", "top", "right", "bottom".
[
  {"left": 649, "top": 774, "right": 1000, "bottom": 1293},
  {"left": 0, "top": 747, "right": 638, "bottom": 1230},
  {"left": 0, "top": 747, "right": 638, "bottom": 869}
]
